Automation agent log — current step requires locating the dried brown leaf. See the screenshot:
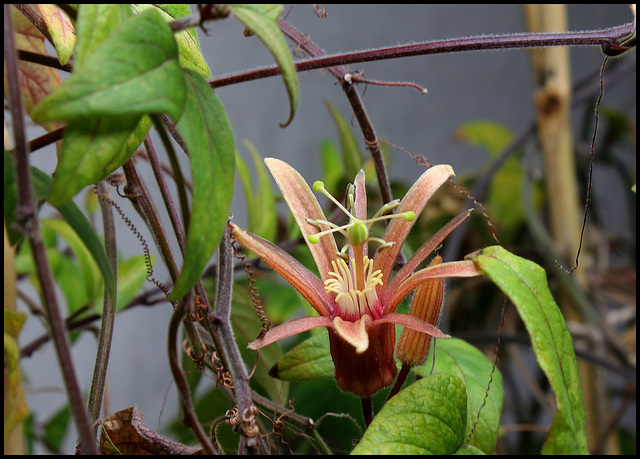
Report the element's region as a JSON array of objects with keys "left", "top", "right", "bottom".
[{"left": 99, "top": 407, "right": 202, "bottom": 455}]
